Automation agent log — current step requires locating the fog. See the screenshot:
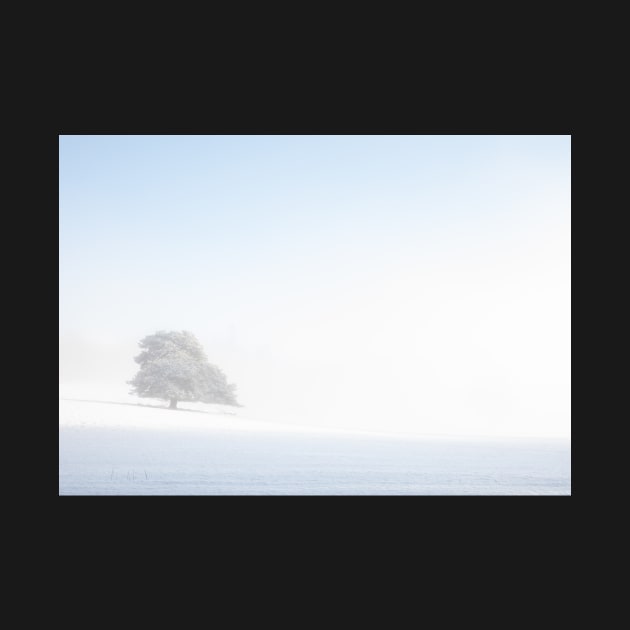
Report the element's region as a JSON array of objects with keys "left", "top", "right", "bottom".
[{"left": 59, "top": 135, "right": 570, "bottom": 438}]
